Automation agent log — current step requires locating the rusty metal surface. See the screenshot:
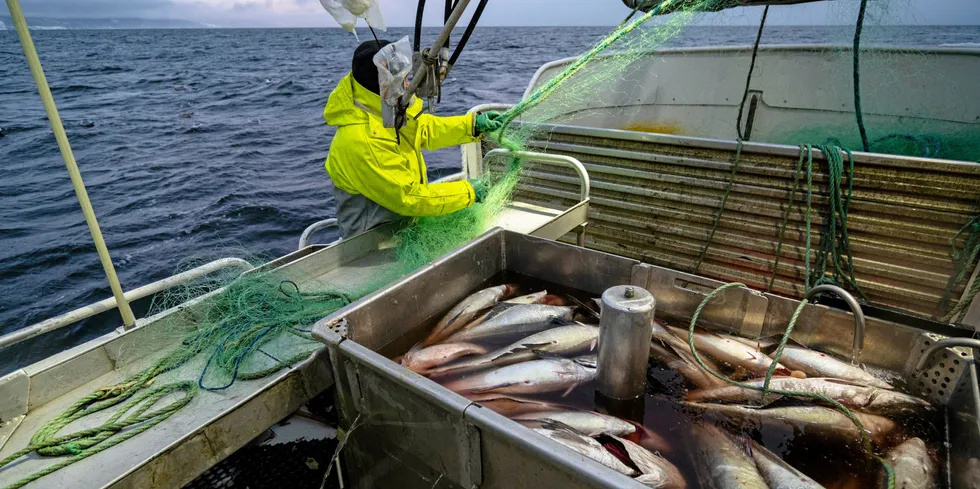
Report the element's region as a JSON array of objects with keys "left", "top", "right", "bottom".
[{"left": 494, "top": 125, "right": 980, "bottom": 320}]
